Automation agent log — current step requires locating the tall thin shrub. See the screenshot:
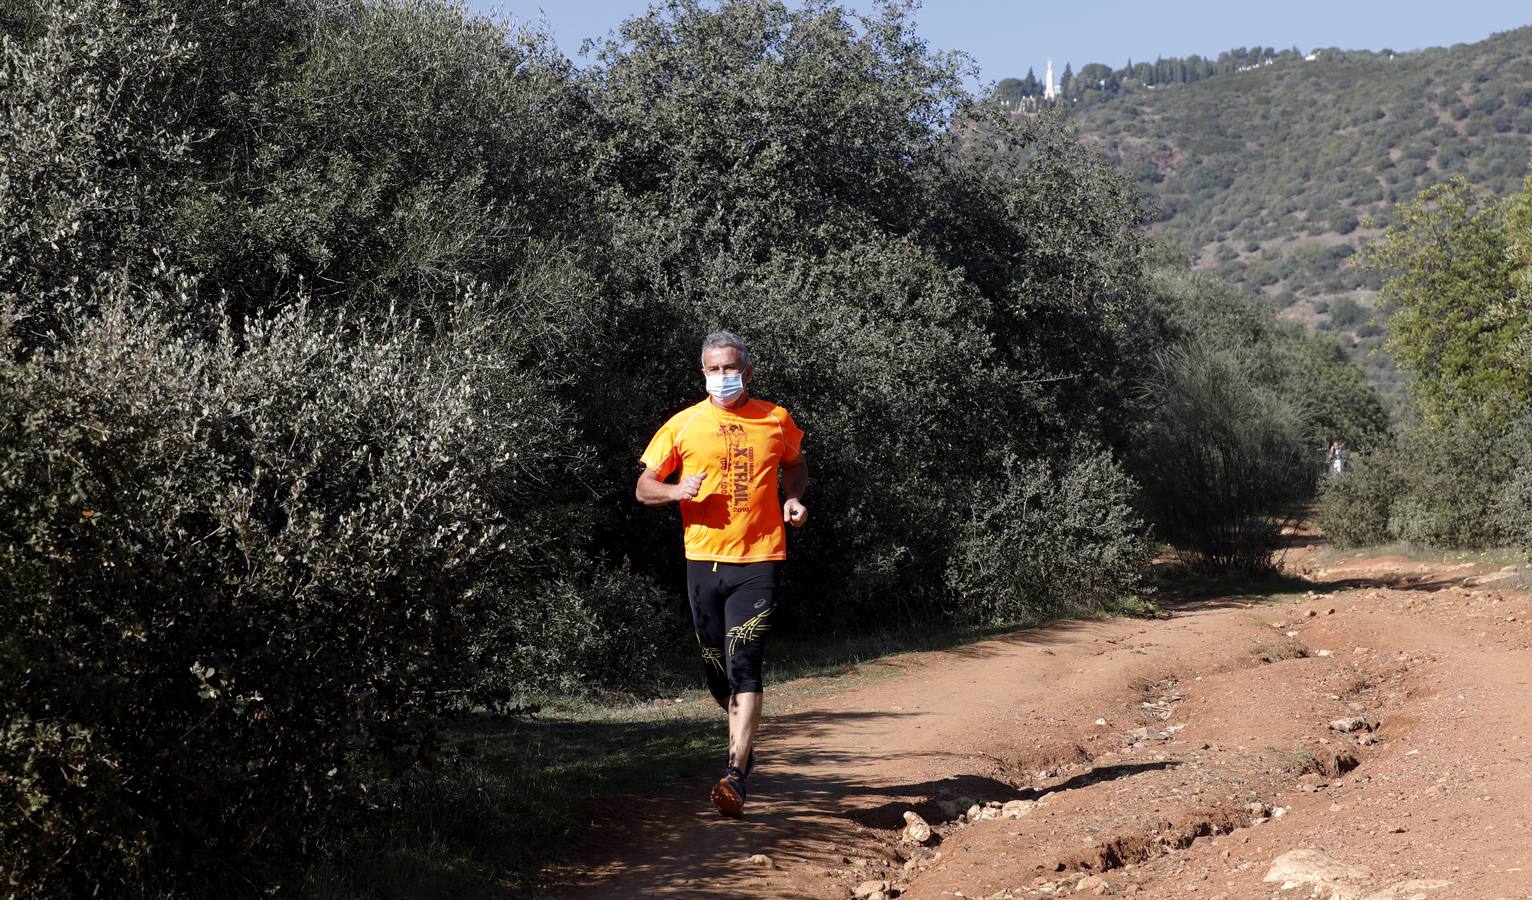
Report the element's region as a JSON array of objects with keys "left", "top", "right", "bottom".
[{"left": 1133, "top": 340, "right": 1318, "bottom": 569}]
